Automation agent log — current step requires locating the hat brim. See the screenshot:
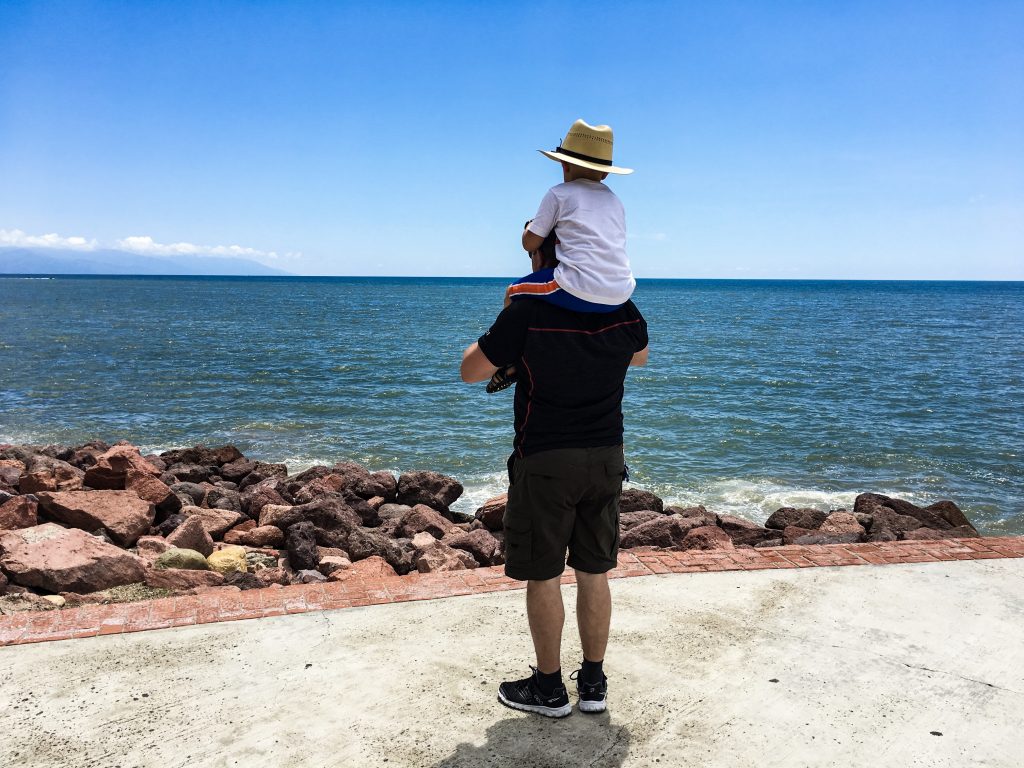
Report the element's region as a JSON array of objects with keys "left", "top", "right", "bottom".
[{"left": 538, "top": 149, "right": 633, "bottom": 175}]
